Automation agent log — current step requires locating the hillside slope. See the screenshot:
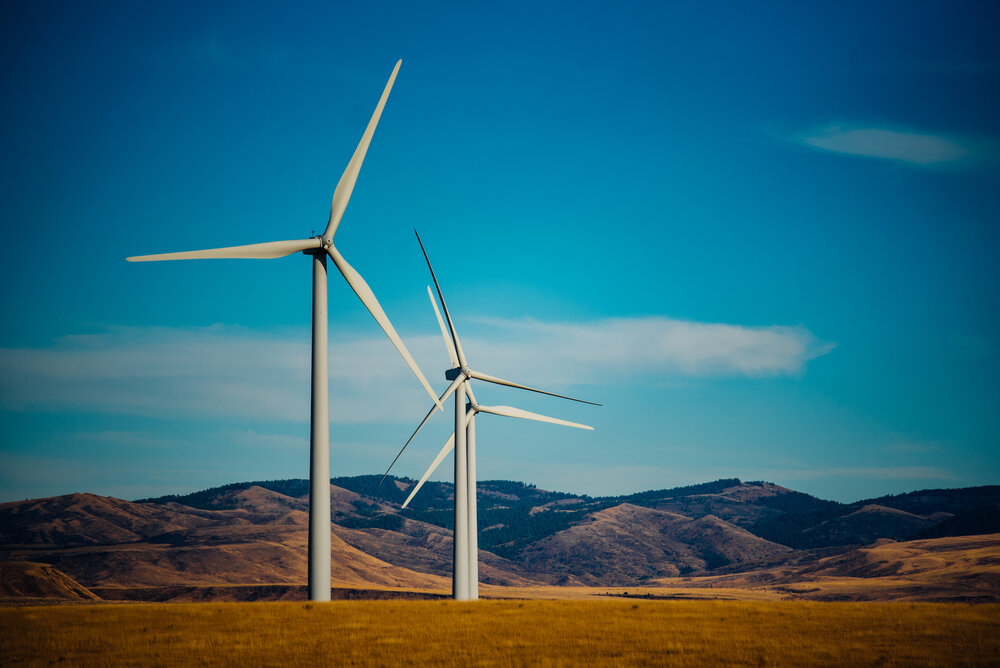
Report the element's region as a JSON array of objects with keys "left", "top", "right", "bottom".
[{"left": 0, "top": 561, "right": 100, "bottom": 600}]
